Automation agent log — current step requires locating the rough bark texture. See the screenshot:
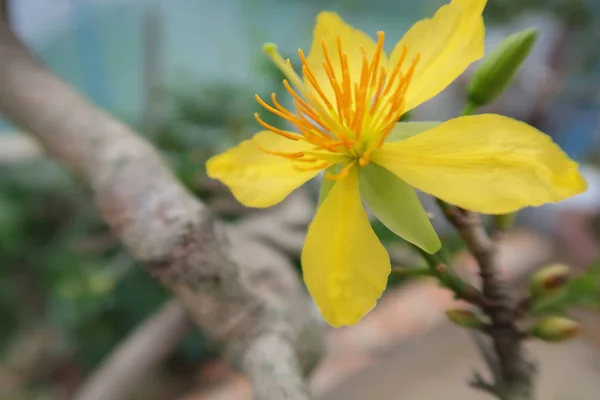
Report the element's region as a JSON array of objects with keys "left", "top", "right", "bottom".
[
  {"left": 441, "top": 205, "right": 536, "bottom": 400},
  {"left": 0, "top": 20, "right": 322, "bottom": 400}
]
